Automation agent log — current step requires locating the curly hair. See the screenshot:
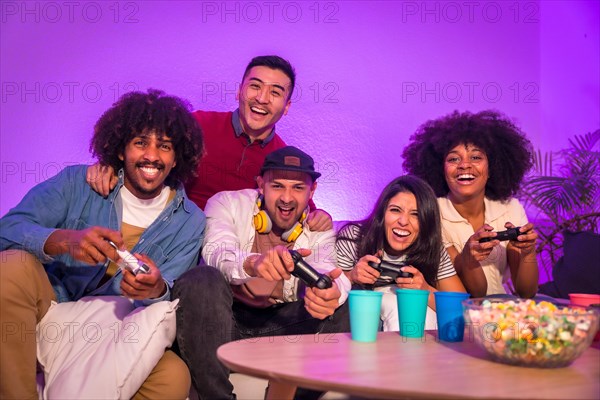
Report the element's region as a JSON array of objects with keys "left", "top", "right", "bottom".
[
  {"left": 337, "top": 175, "right": 442, "bottom": 286},
  {"left": 90, "top": 89, "right": 203, "bottom": 188},
  {"left": 402, "top": 110, "right": 533, "bottom": 201}
]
